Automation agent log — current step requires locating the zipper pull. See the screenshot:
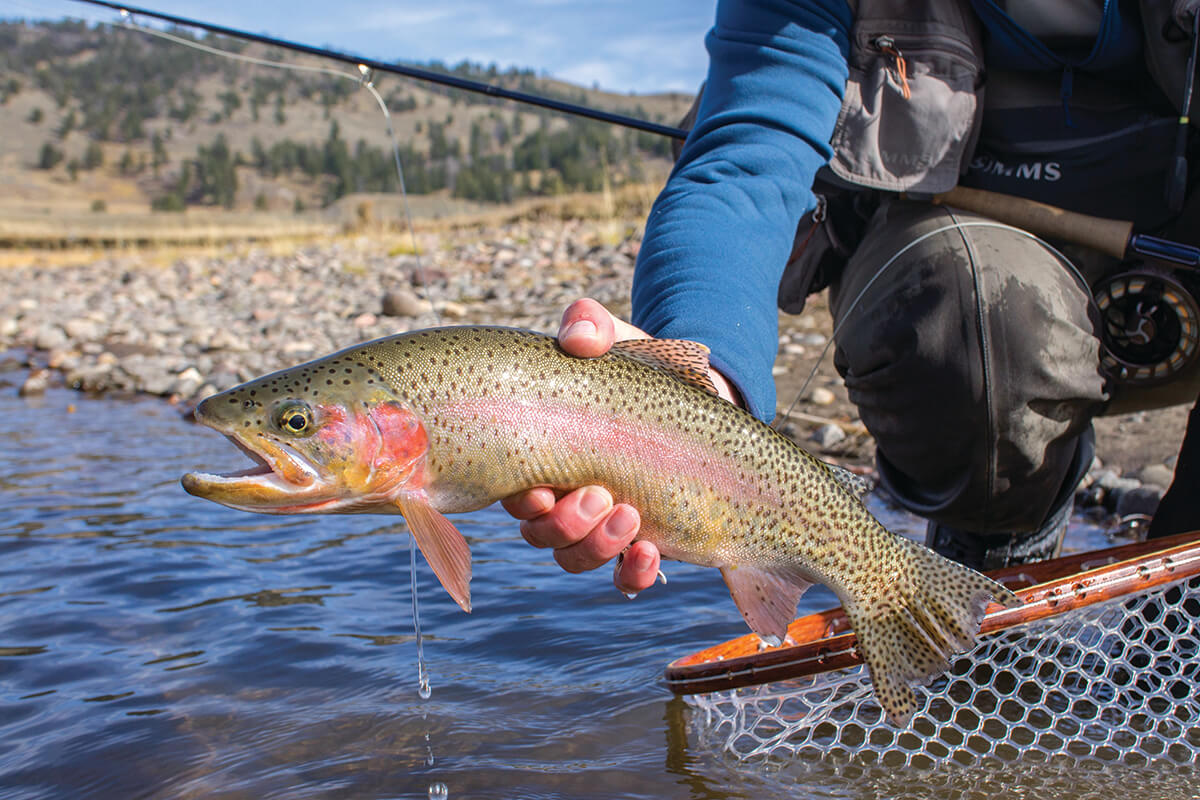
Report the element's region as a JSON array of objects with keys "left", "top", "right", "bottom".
[{"left": 873, "top": 35, "right": 912, "bottom": 100}]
